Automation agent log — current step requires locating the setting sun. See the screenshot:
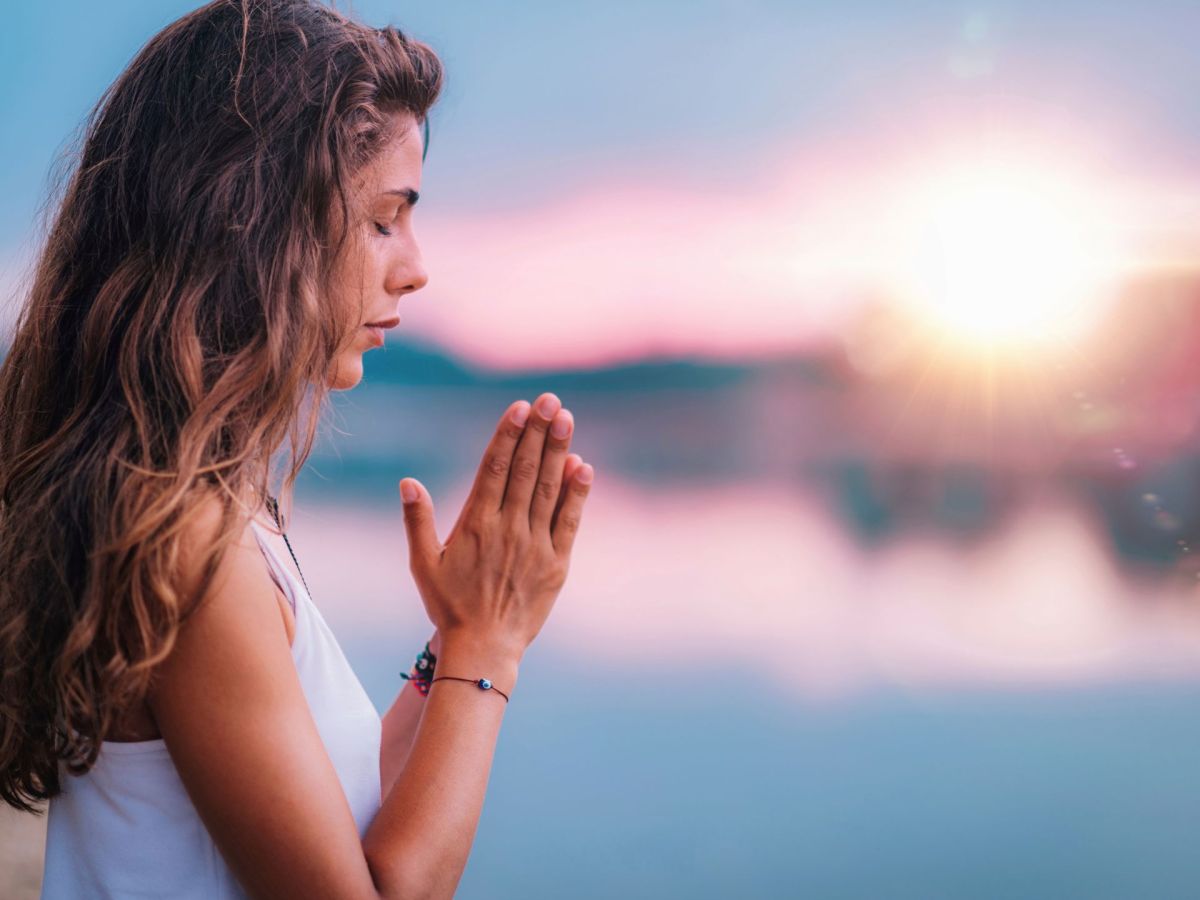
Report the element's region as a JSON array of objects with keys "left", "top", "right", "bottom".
[{"left": 892, "top": 162, "right": 1121, "bottom": 349}]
